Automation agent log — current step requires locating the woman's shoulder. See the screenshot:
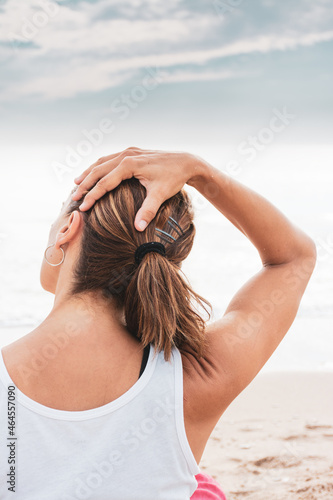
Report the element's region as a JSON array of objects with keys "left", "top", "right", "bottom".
[{"left": 1, "top": 342, "right": 33, "bottom": 392}]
